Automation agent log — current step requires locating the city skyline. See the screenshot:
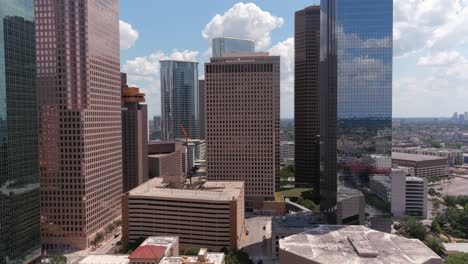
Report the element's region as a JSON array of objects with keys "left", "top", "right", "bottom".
[{"left": 119, "top": 0, "right": 468, "bottom": 119}]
